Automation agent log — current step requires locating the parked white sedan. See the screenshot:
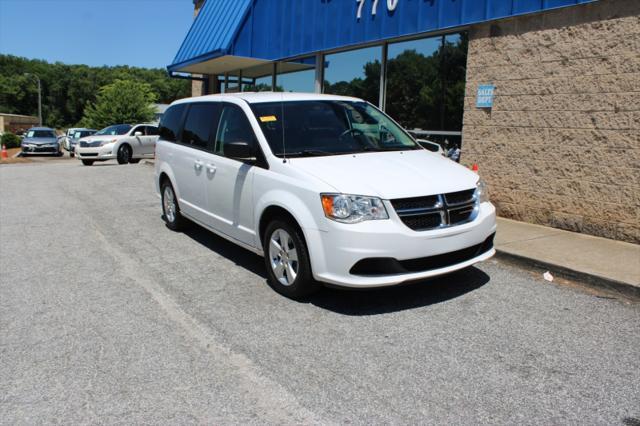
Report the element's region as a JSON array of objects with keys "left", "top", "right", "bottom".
[{"left": 75, "top": 124, "right": 158, "bottom": 166}]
